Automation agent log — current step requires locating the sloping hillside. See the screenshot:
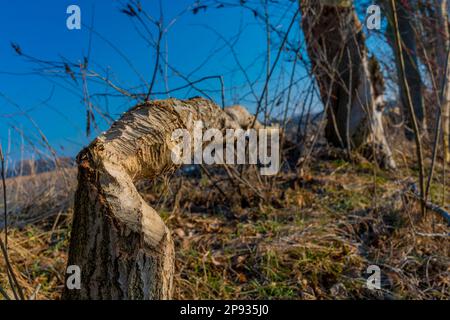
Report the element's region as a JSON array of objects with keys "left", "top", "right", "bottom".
[{"left": 1, "top": 146, "right": 448, "bottom": 299}]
